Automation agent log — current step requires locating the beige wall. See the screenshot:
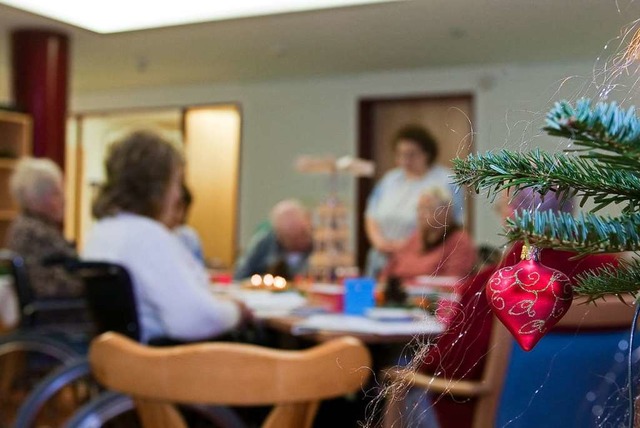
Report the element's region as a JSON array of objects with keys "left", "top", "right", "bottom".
[{"left": 68, "top": 61, "right": 631, "bottom": 252}]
